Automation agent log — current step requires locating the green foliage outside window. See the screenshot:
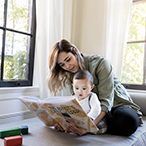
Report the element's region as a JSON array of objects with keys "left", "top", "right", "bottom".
[
  {"left": 0, "top": 0, "right": 35, "bottom": 87},
  {"left": 121, "top": 2, "right": 146, "bottom": 85},
  {"left": 4, "top": 51, "right": 27, "bottom": 80},
  {"left": 0, "top": 0, "right": 31, "bottom": 81}
]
